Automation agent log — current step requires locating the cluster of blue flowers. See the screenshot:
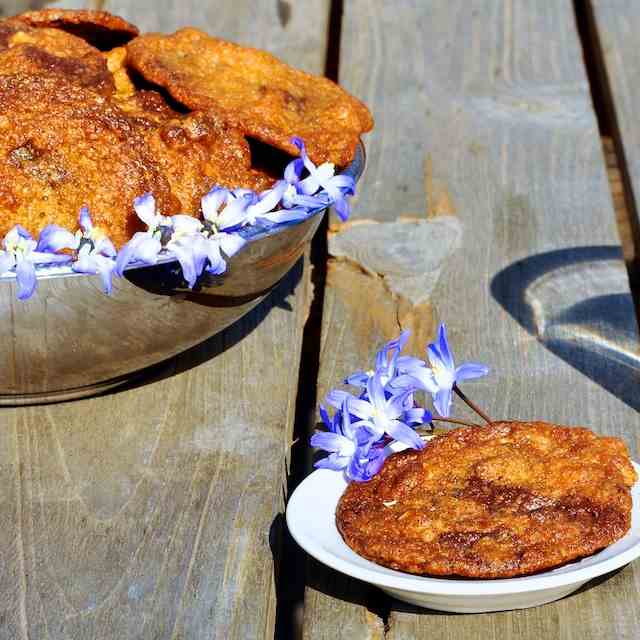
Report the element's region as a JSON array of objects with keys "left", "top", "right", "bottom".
[
  {"left": 0, "top": 137, "right": 355, "bottom": 300},
  {"left": 311, "top": 324, "right": 489, "bottom": 482}
]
